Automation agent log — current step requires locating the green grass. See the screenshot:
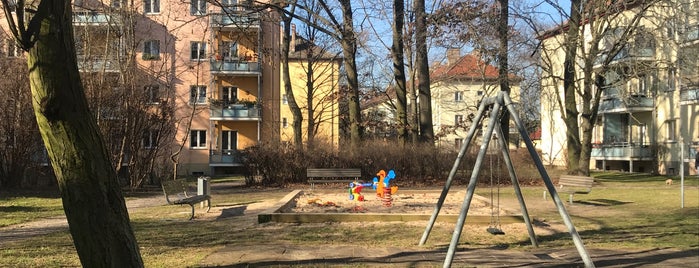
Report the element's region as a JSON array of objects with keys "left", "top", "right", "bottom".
[
  {"left": 1, "top": 172, "right": 697, "bottom": 267},
  {"left": 0, "top": 196, "right": 64, "bottom": 228}
]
